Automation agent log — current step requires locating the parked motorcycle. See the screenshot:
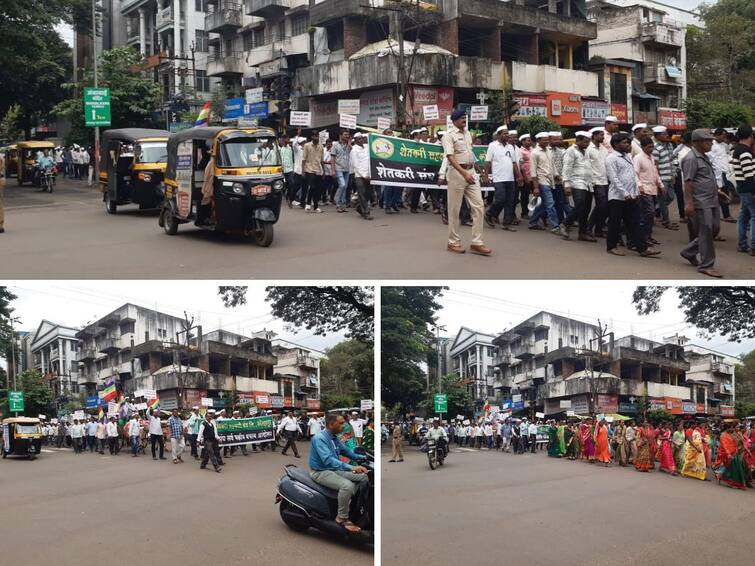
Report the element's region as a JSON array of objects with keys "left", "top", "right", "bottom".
[{"left": 275, "top": 449, "right": 374, "bottom": 545}]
